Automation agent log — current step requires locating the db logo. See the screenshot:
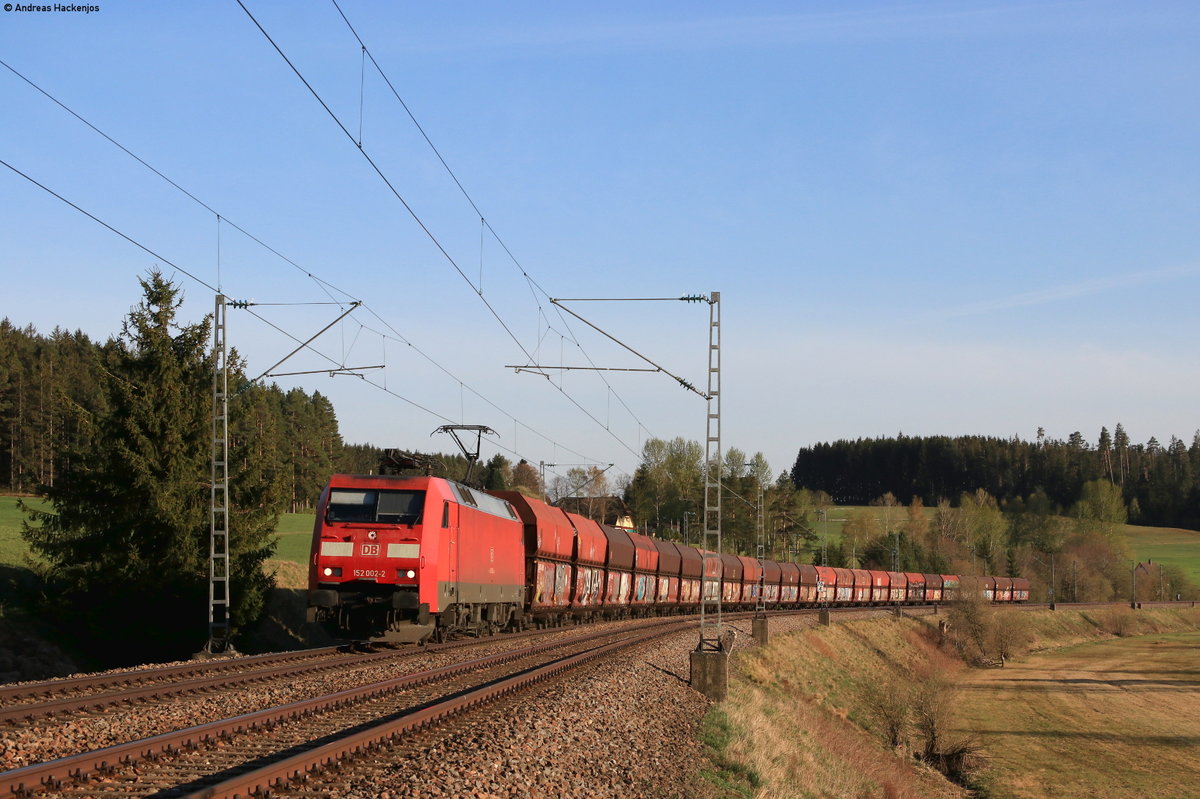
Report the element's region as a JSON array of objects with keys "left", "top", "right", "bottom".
[{"left": 360, "top": 543, "right": 380, "bottom": 556}]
